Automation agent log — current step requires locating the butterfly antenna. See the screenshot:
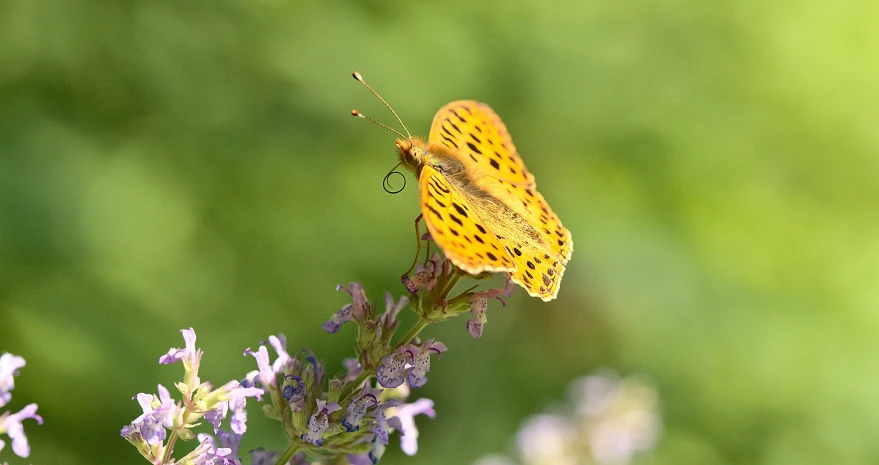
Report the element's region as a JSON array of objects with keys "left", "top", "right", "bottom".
[
  {"left": 351, "top": 109, "right": 408, "bottom": 139},
  {"left": 352, "top": 71, "right": 412, "bottom": 138}
]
